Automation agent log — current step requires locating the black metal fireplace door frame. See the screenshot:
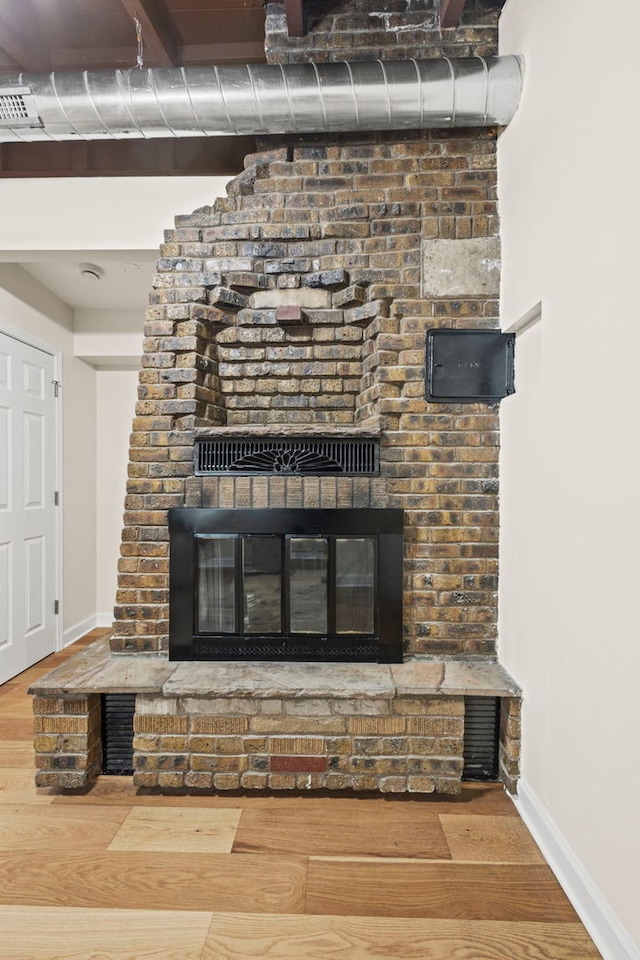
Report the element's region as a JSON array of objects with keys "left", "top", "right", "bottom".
[{"left": 168, "top": 508, "right": 404, "bottom": 663}]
